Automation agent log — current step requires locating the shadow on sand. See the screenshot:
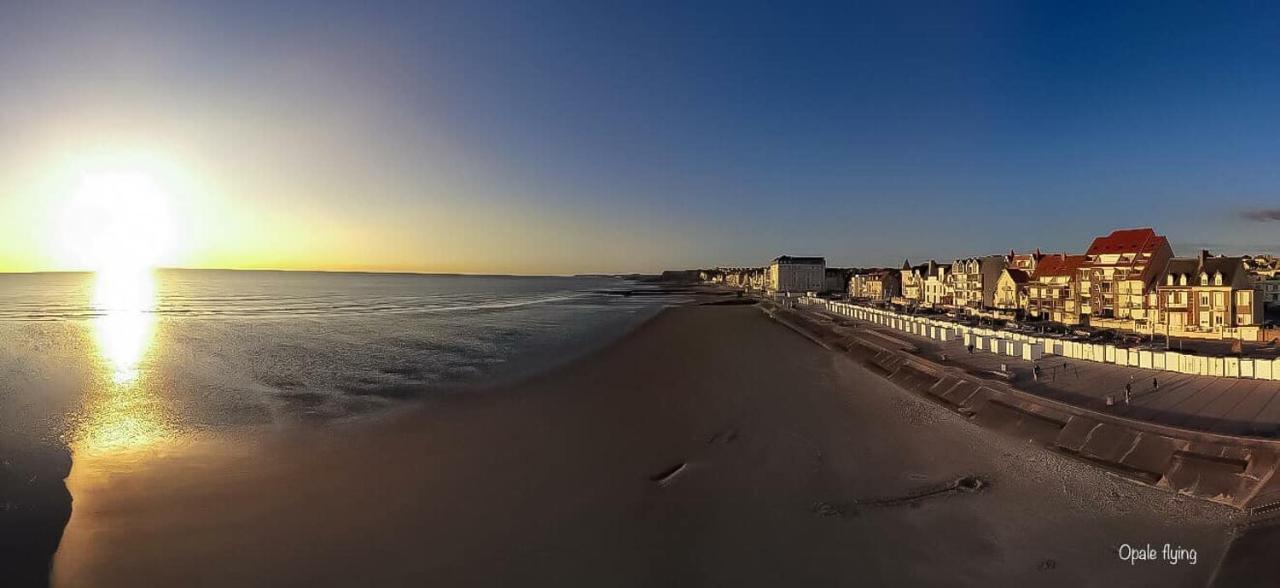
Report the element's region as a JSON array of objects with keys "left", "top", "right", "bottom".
[{"left": 1, "top": 441, "right": 73, "bottom": 587}]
